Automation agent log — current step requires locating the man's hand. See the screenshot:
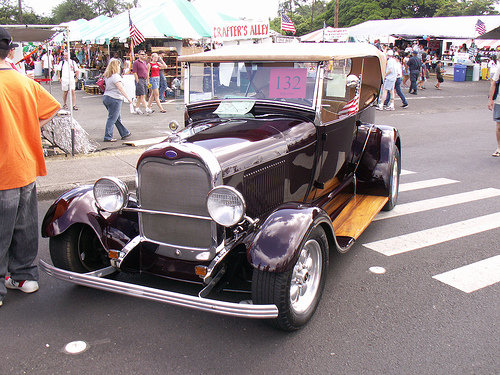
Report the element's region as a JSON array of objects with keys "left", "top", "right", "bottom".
[{"left": 488, "top": 99, "right": 495, "bottom": 111}]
